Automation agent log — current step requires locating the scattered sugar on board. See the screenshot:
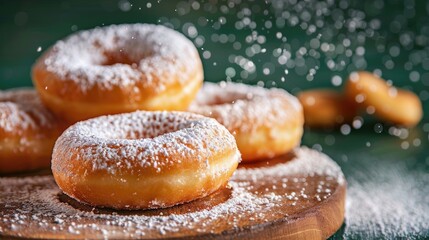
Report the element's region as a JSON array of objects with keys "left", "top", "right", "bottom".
[
  {"left": 236, "top": 147, "right": 344, "bottom": 185},
  {"left": 0, "top": 178, "right": 283, "bottom": 238},
  {"left": 0, "top": 147, "right": 344, "bottom": 238}
]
